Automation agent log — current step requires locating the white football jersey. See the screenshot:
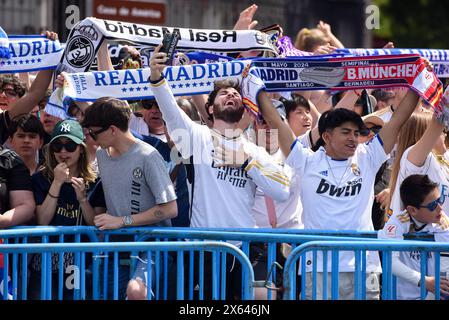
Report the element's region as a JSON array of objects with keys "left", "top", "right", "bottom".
[
  {"left": 379, "top": 210, "right": 449, "bottom": 300},
  {"left": 286, "top": 135, "right": 388, "bottom": 272}
]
